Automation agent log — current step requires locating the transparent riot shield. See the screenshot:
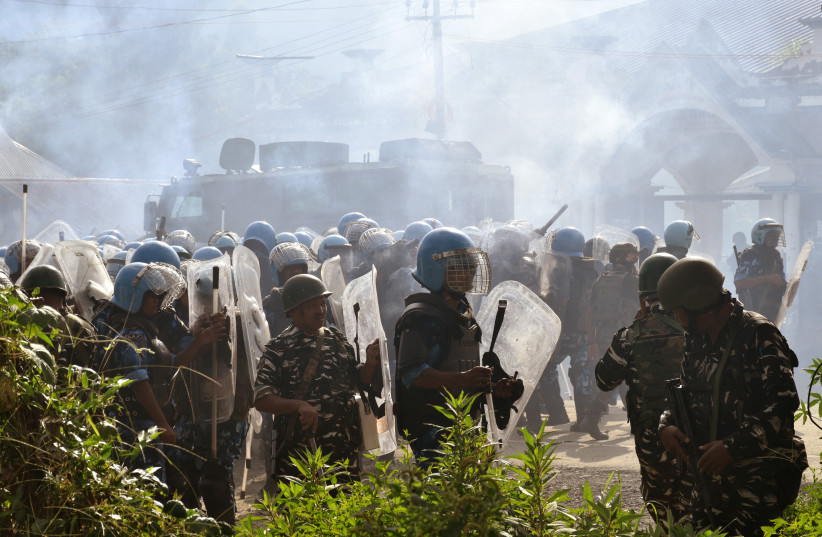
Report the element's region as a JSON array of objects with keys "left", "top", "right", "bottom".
[
  {"left": 321, "top": 255, "right": 347, "bottom": 332},
  {"left": 185, "top": 255, "right": 237, "bottom": 423},
  {"left": 15, "top": 243, "right": 60, "bottom": 286},
  {"left": 775, "top": 240, "right": 814, "bottom": 329},
  {"left": 34, "top": 220, "right": 79, "bottom": 244},
  {"left": 99, "top": 244, "right": 121, "bottom": 262},
  {"left": 233, "top": 245, "right": 271, "bottom": 386},
  {"left": 342, "top": 267, "right": 397, "bottom": 456},
  {"left": 537, "top": 249, "right": 572, "bottom": 313},
  {"left": 54, "top": 240, "right": 115, "bottom": 321},
  {"left": 592, "top": 225, "right": 640, "bottom": 266},
  {"left": 476, "top": 280, "right": 561, "bottom": 447}
]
